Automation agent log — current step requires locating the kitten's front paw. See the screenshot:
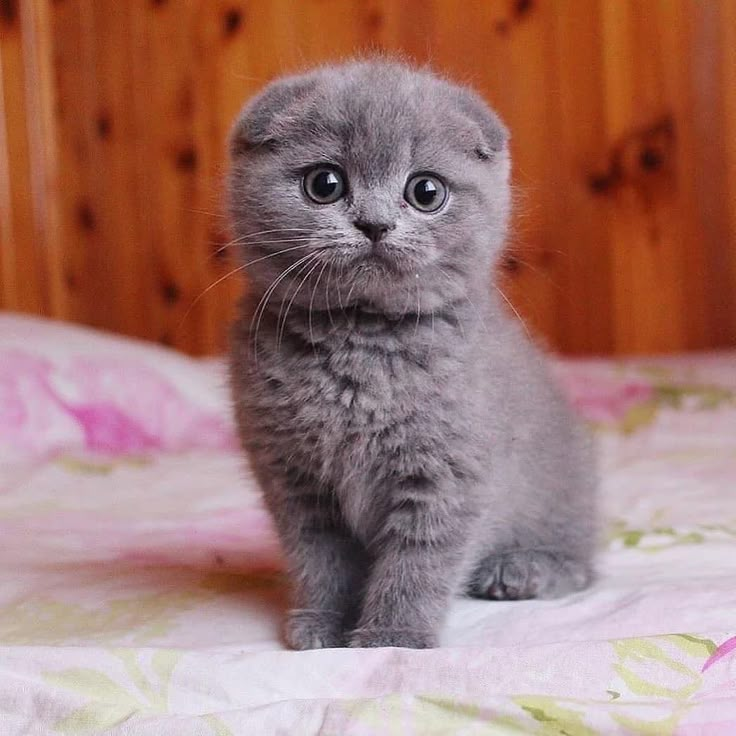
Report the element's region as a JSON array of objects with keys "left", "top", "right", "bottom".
[
  {"left": 284, "top": 609, "right": 346, "bottom": 650},
  {"left": 349, "top": 627, "right": 436, "bottom": 649},
  {"left": 468, "top": 550, "right": 594, "bottom": 601}
]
